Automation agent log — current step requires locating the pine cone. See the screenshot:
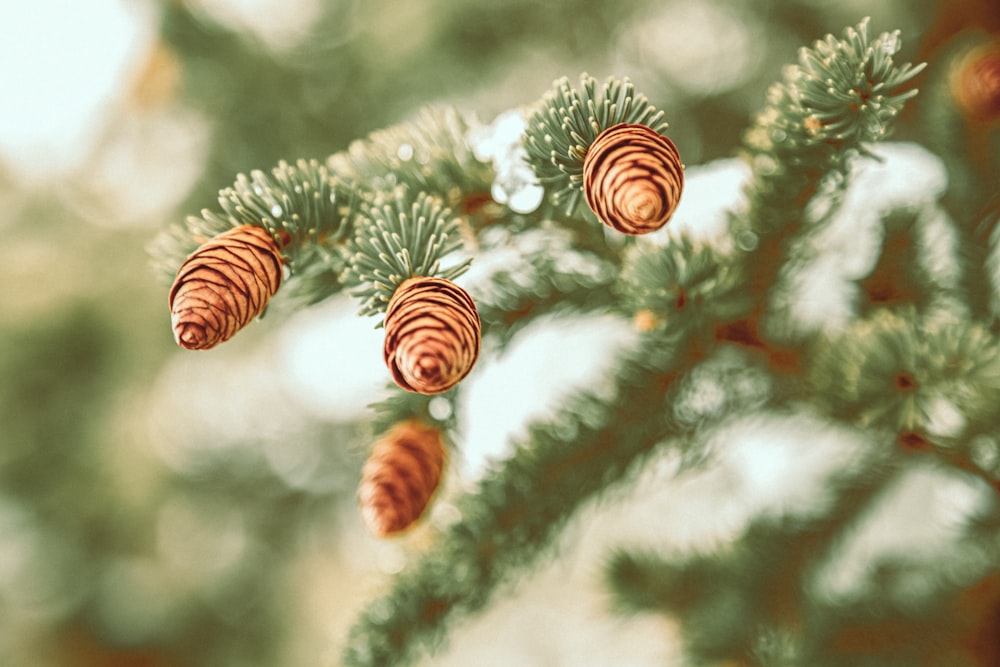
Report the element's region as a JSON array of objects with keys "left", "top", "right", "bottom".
[
  {"left": 953, "top": 40, "right": 1000, "bottom": 122},
  {"left": 168, "top": 225, "right": 285, "bottom": 350},
  {"left": 383, "top": 277, "right": 481, "bottom": 395},
  {"left": 582, "top": 123, "right": 684, "bottom": 235},
  {"left": 358, "top": 420, "right": 446, "bottom": 536}
]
